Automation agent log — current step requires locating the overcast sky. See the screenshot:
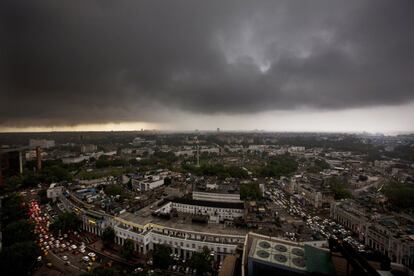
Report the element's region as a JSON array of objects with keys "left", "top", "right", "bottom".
[{"left": 1, "top": 0, "right": 413, "bottom": 133}]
